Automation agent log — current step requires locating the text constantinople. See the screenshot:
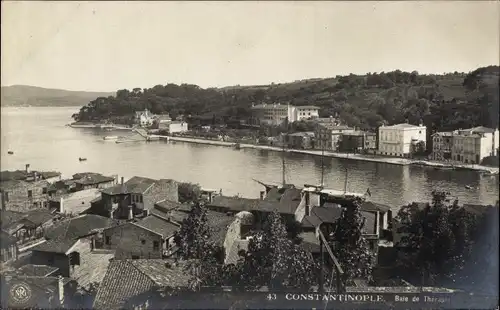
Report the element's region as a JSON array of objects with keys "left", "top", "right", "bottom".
[{"left": 284, "top": 294, "right": 385, "bottom": 302}]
